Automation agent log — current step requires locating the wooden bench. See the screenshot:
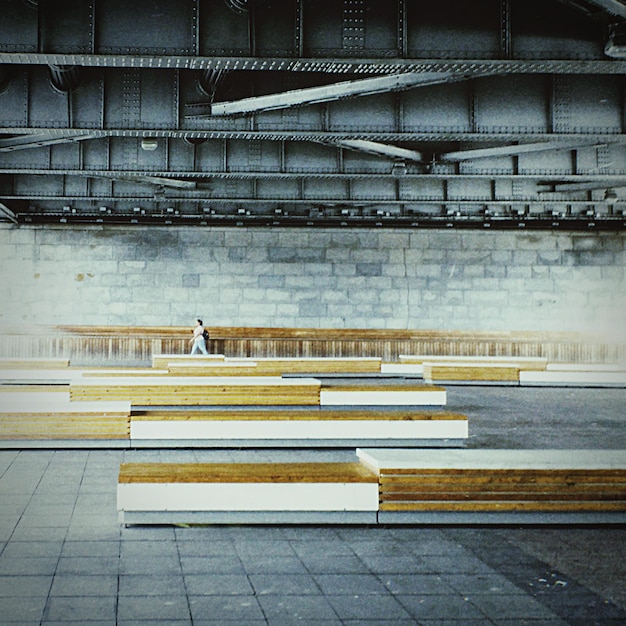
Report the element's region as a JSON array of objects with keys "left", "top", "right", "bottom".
[
  {"left": 0, "top": 392, "right": 130, "bottom": 447},
  {"left": 384, "top": 355, "right": 548, "bottom": 376},
  {"left": 117, "top": 461, "right": 379, "bottom": 525},
  {"left": 166, "top": 363, "right": 261, "bottom": 377},
  {"left": 320, "top": 384, "right": 446, "bottom": 406},
  {"left": 151, "top": 354, "right": 225, "bottom": 369},
  {"left": 357, "top": 448, "right": 626, "bottom": 524},
  {"left": 423, "top": 362, "right": 521, "bottom": 384},
  {"left": 229, "top": 357, "right": 383, "bottom": 375},
  {"left": 520, "top": 370, "right": 626, "bottom": 387},
  {"left": 0, "top": 357, "right": 70, "bottom": 369},
  {"left": 129, "top": 408, "right": 468, "bottom": 447},
  {"left": 70, "top": 376, "right": 322, "bottom": 405}
]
